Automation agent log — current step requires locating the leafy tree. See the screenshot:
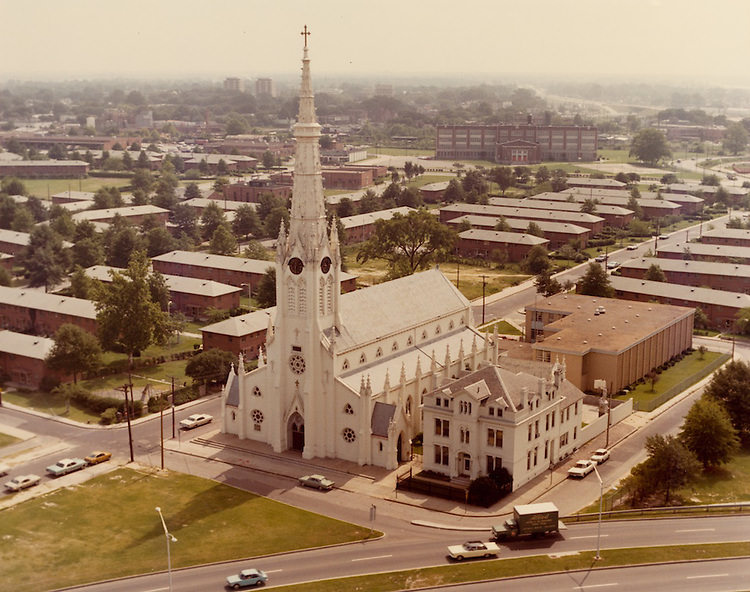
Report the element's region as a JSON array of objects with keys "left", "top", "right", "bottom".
[
  {"left": 11, "top": 207, "right": 34, "bottom": 232},
  {"left": 136, "top": 150, "right": 150, "bottom": 169},
  {"left": 262, "top": 150, "right": 275, "bottom": 169},
  {"left": 490, "top": 166, "right": 514, "bottom": 195},
  {"left": 1, "top": 177, "right": 26, "bottom": 196},
  {"left": 131, "top": 168, "right": 154, "bottom": 194},
  {"left": 210, "top": 223, "right": 238, "bottom": 255},
  {"left": 461, "top": 170, "right": 488, "bottom": 195},
  {"left": 494, "top": 216, "right": 511, "bottom": 232},
  {"left": 105, "top": 223, "right": 142, "bottom": 268},
  {"left": 694, "top": 307, "right": 711, "bottom": 330},
  {"left": 171, "top": 204, "right": 200, "bottom": 243},
  {"left": 577, "top": 262, "right": 614, "bottom": 297},
  {"left": 680, "top": 397, "right": 740, "bottom": 469},
  {"left": 723, "top": 122, "right": 748, "bottom": 155},
  {"left": 254, "top": 267, "right": 276, "bottom": 308},
  {"left": 580, "top": 199, "right": 597, "bottom": 214},
  {"left": 550, "top": 169, "right": 567, "bottom": 192},
  {"left": 243, "top": 240, "right": 272, "bottom": 261},
  {"left": 627, "top": 195, "right": 644, "bottom": 219},
  {"left": 535, "top": 269, "right": 562, "bottom": 297},
  {"left": 661, "top": 173, "right": 679, "bottom": 185},
  {"left": 701, "top": 173, "right": 720, "bottom": 186},
  {"left": 525, "top": 221, "right": 543, "bottom": 237},
  {"left": 94, "top": 251, "right": 170, "bottom": 364},
  {"left": 264, "top": 205, "right": 290, "bottom": 238},
  {"left": 201, "top": 201, "right": 227, "bottom": 240},
  {"left": 144, "top": 226, "right": 176, "bottom": 257},
  {"left": 356, "top": 209, "right": 456, "bottom": 277},
  {"left": 185, "top": 348, "right": 236, "bottom": 385},
  {"left": 629, "top": 128, "right": 671, "bottom": 165},
  {"left": 637, "top": 434, "right": 700, "bottom": 505},
  {"left": 319, "top": 135, "right": 334, "bottom": 149},
  {"left": 21, "top": 225, "right": 71, "bottom": 291},
  {"left": 184, "top": 182, "right": 201, "bottom": 200},
  {"left": 534, "top": 166, "right": 550, "bottom": 185},
  {"left": 72, "top": 236, "right": 105, "bottom": 268},
  {"left": 122, "top": 151, "right": 133, "bottom": 170},
  {"left": 520, "top": 244, "right": 550, "bottom": 275},
  {"left": 225, "top": 113, "right": 248, "bottom": 136},
  {"left": 69, "top": 266, "right": 97, "bottom": 299},
  {"left": 0, "top": 267, "right": 11, "bottom": 286},
  {"left": 703, "top": 359, "right": 750, "bottom": 439},
  {"left": 336, "top": 197, "right": 355, "bottom": 218},
  {"left": 442, "top": 179, "right": 464, "bottom": 203},
  {"left": 396, "top": 187, "right": 422, "bottom": 208},
  {"left": 233, "top": 204, "right": 261, "bottom": 239},
  {"left": 359, "top": 189, "right": 381, "bottom": 213},
  {"left": 644, "top": 263, "right": 667, "bottom": 282},
  {"left": 93, "top": 186, "right": 123, "bottom": 209},
  {"left": 45, "top": 323, "right": 102, "bottom": 384}
]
